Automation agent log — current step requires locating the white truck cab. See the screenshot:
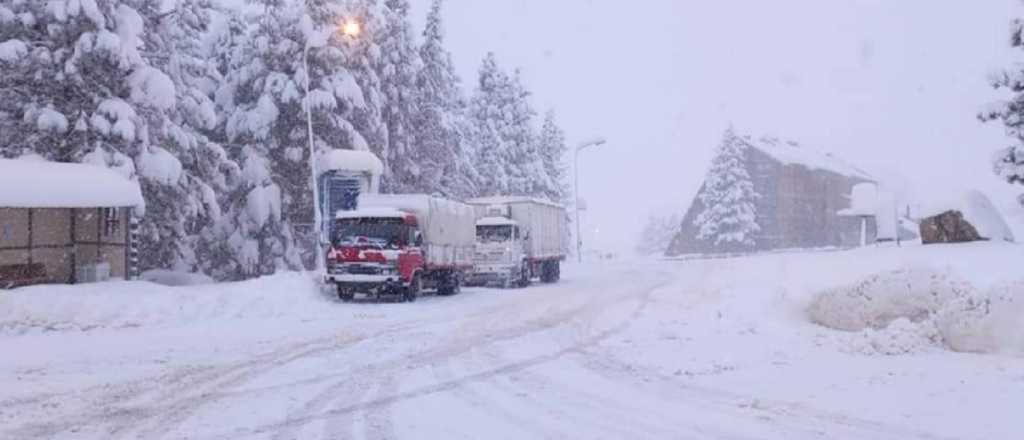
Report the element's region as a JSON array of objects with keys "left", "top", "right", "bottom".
[{"left": 467, "top": 198, "right": 567, "bottom": 288}]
